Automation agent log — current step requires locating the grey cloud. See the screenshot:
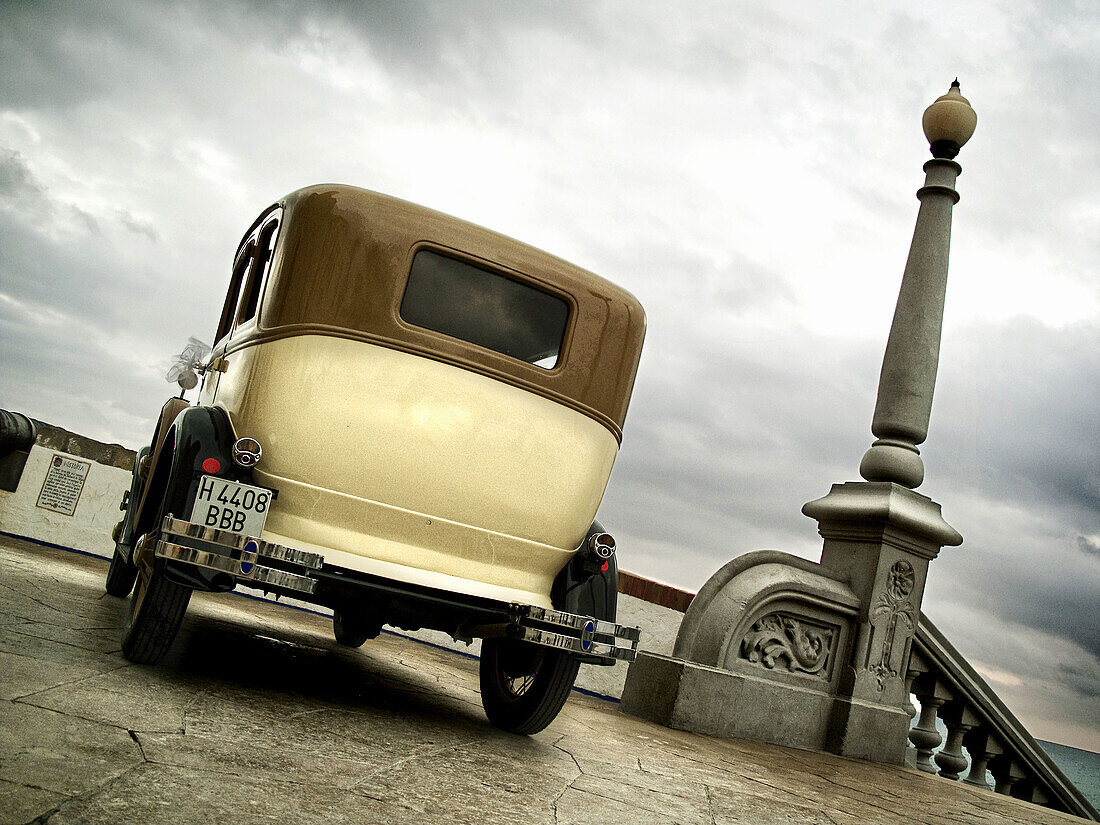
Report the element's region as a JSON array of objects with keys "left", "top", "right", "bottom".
[
  {"left": 0, "top": 2, "right": 143, "bottom": 109},
  {"left": 1000, "top": 580, "right": 1099, "bottom": 663},
  {"left": 1079, "top": 536, "right": 1100, "bottom": 559},
  {"left": 871, "top": 316, "right": 1099, "bottom": 661},
  {"left": 928, "top": 529, "right": 1100, "bottom": 668},
  {"left": 1057, "top": 662, "right": 1100, "bottom": 703},
  {"left": 602, "top": 326, "right": 879, "bottom": 580},
  {"left": 932, "top": 318, "right": 1100, "bottom": 517},
  {"left": 1, "top": 211, "right": 137, "bottom": 324},
  {"left": 118, "top": 211, "right": 159, "bottom": 242},
  {"left": 0, "top": 149, "right": 41, "bottom": 197},
  {"left": 0, "top": 295, "right": 160, "bottom": 445},
  {"left": 604, "top": 293, "right": 1100, "bottom": 672},
  {"left": 0, "top": 151, "right": 102, "bottom": 235}
]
